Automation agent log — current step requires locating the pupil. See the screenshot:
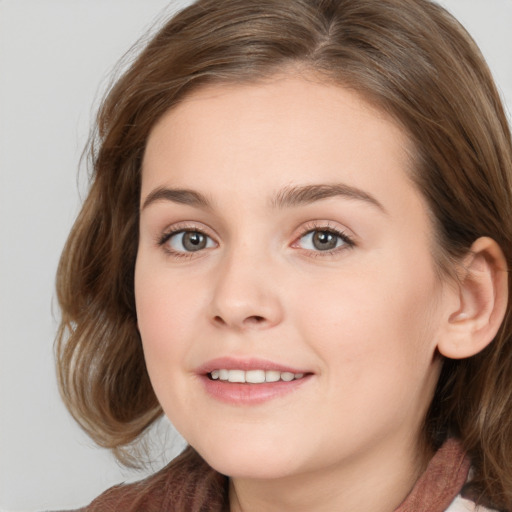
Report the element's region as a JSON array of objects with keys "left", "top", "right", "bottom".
[
  {"left": 183, "top": 232, "right": 206, "bottom": 251},
  {"left": 313, "top": 231, "right": 337, "bottom": 250}
]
